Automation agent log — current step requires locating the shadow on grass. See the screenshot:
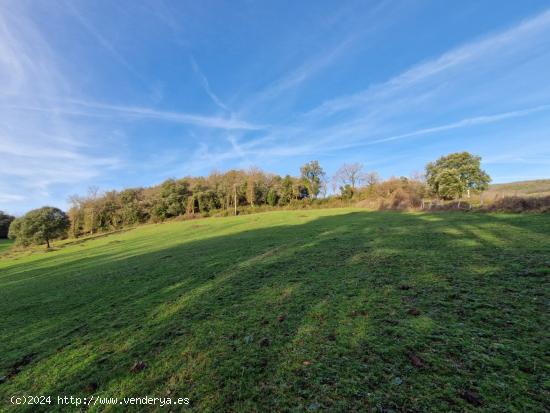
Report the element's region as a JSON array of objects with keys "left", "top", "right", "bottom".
[{"left": 0, "top": 211, "right": 548, "bottom": 412}]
